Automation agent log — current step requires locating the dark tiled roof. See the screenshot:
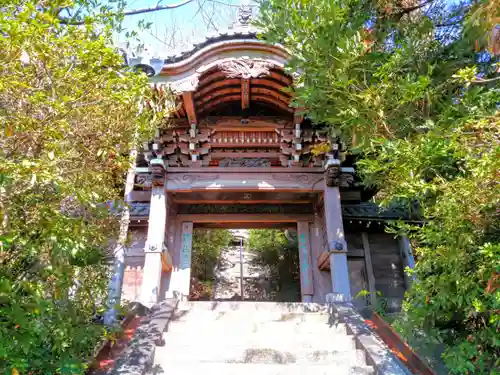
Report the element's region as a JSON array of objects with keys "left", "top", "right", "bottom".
[
  {"left": 163, "top": 27, "right": 259, "bottom": 64},
  {"left": 342, "top": 203, "right": 421, "bottom": 221},
  {"left": 130, "top": 202, "right": 150, "bottom": 217}
]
